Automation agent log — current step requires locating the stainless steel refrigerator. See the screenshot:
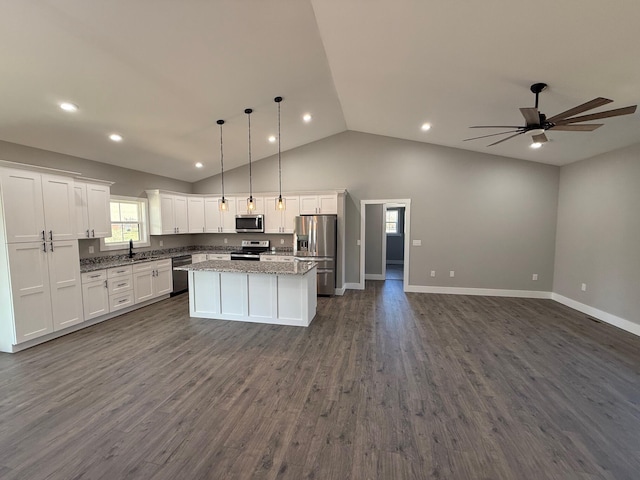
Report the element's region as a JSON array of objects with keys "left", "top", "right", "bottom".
[{"left": 294, "top": 215, "right": 337, "bottom": 295}]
